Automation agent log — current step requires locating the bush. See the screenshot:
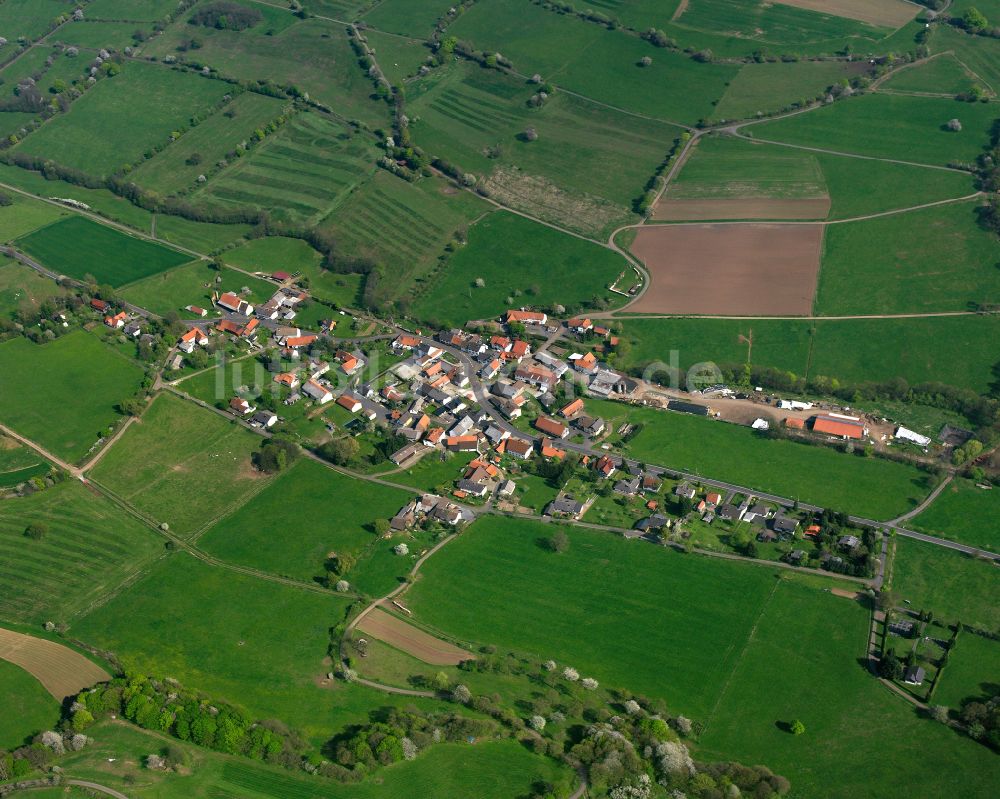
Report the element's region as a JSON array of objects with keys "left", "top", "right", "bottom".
[
  {"left": 190, "top": 1, "right": 262, "bottom": 30},
  {"left": 24, "top": 522, "right": 48, "bottom": 540}
]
